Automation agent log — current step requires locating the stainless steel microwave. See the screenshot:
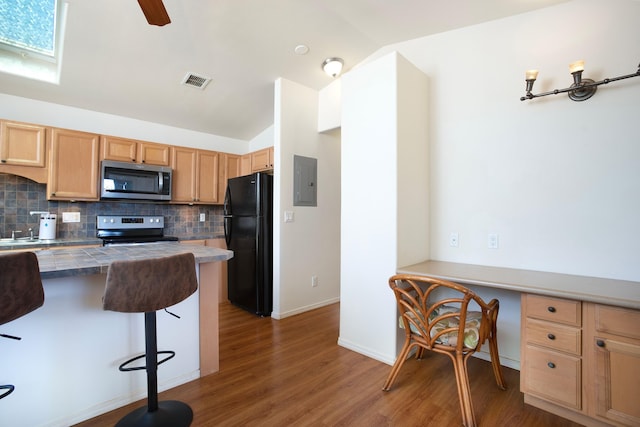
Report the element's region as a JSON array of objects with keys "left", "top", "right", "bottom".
[{"left": 100, "top": 160, "right": 172, "bottom": 201}]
